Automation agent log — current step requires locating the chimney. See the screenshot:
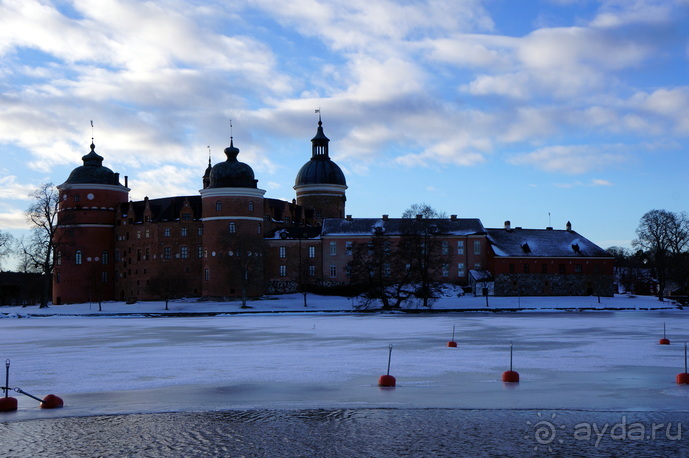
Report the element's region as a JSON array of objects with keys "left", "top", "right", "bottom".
[
  {"left": 125, "top": 175, "right": 129, "bottom": 188},
  {"left": 382, "top": 214, "right": 389, "bottom": 221},
  {"left": 504, "top": 220, "right": 511, "bottom": 230},
  {"left": 566, "top": 221, "right": 572, "bottom": 232},
  {"left": 416, "top": 214, "right": 422, "bottom": 221},
  {"left": 450, "top": 214, "right": 457, "bottom": 221},
  {"left": 346, "top": 214, "right": 352, "bottom": 221}
]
